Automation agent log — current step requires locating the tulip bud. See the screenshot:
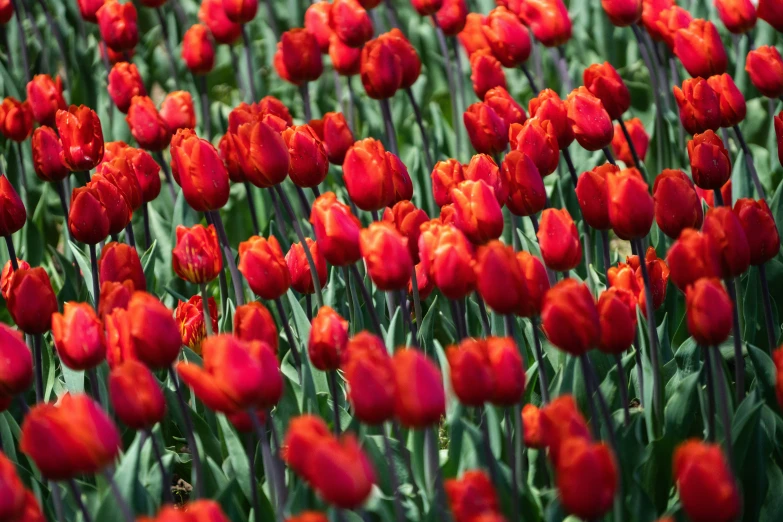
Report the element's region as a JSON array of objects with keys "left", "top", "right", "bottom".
[
  {"left": 107, "top": 62, "right": 146, "bottom": 114},
  {"left": 222, "top": 0, "right": 258, "bottom": 23},
  {"left": 470, "top": 50, "right": 507, "bottom": 99},
  {"left": 509, "top": 118, "right": 560, "bottom": 177},
  {"left": 458, "top": 13, "right": 490, "bottom": 55},
  {"left": 611, "top": 118, "right": 649, "bottom": 166},
  {"left": 746, "top": 46, "right": 783, "bottom": 99},
  {"left": 7, "top": 267, "right": 59, "bottom": 335},
  {"left": 0, "top": 324, "right": 33, "bottom": 398},
  {"left": 464, "top": 102, "right": 508, "bottom": 155},
  {"left": 673, "top": 440, "right": 740, "bottom": 522},
  {"left": 539, "top": 394, "right": 592, "bottom": 464},
  {"left": 172, "top": 224, "right": 222, "bottom": 284},
  {"left": 175, "top": 295, "right": 218, "bottom": 353},
  {"left": 199, "top": 0, "right": 241, "bottom": 44},
  {"left": 308, "top": 306, "right": 349, "bottom": 371},
  {"left": 686, "top": 278, "right": 733, "bottom": 345},
  {"left": 602, "top": 0, "right": 642, "bottom": 26},
  {"left": 128, "top": 291, "right": 182, "bottom": 369},
  {"left": 482, "top": 7, "right": 532, "bottom": 67},
  {"left": 95, "top": 155, "right": 143, "bottom": 212},
  {"left": 597, "top": 287, "right": 637, "bottom": 354},
  {"left": 641, "top": 0, "right": 674, "bottom": 41},
  {"left": 26, "top": 75, "right": 65, "bottom": 127},
  {"left": 475, "top": 241, "right": 527, "bottom": 314},
  {"left": 431, "top": 159, "right": 465, "bottom": 207},
  {"left": 393, "top": 348, "right": 446, "bottom": 427},
  {"left": 706, "top": 73, "right": 746, "bottom": 127},
  {"left": 0, "top": 176, "right": 26, "bottom": 238},
  {"left": 673, "top": 78, "right": 721, "bottom": 135},
  {"left": 734, "top": 198, "right": 781, "bottom": 266},
  {"left": 758, "top": 0, "right": 783, "bottom": 33},
  {"left": 653, "top": 169, "right": 703, "bottom": 239},
  {"left": 159, "top": 91, "right": 196, "bottom": 132},
  {"left": 286, "top": 238, "right": 327, "bottom": 295},
  {"left": 30, "top": 126, "right": 69, "bottom": 183},
  {"left": 518, "top": 0, "right": 572, "bottom": 47},
  {"left": 565, "top": 87, "right": 615, "bottom": 151},
  {"left": 607, "top": 167, "right": 654, "bottom": 240},
  {"left": 522, "top": 403, "right": 544, "bottom": 448},
  {"left": 239, "top": 235, "right": 292, "bottom": 298},
  {"left": 109, "top": 359, "right": 166, "bottom": 429},
  {"left": 386, "top": 30, "right": 422, "bottom": 89},
  {"left": 275, "top": 29, "right": 324, "bottom": 85},
  {"left": 583, "top": 62, "right": 631, "bottom": 120},
  {"left": 542, "top": 279, "right": 600, "bottom": 355},
  {"left": 382, "top": 200, "right": 429, "bottom": 263},
  {"left": 528, "top": 88, "right": 574, "bottom": 148},
  {"left": 537, "top": 208, "right": 582, "bottom": 271},
  {"left": 234, "top": 302, "right": 278, "bottom": 350},
  {"left": 0, "top": 97, "right": 32, "bottom": 142},
  {"left": 341, "top": 332, "right": 396, "bottom": 424},
  {"left": 309, "top": 112, "right": 354, "bottom": 164},
  {"left": 68, "top": 184, "right": 110, "bottom": 244},
  {"left": 556, "top": 438, "right": 618, "bottom": 520},
  {"left": 306, "top": 434, "right": 376, "bottom": 509},
  {"left": 310, "top": 192, "right": 362, "bottom": 266},
  {"left": 613, "top": 247, "right": 670, "bottom": 313},
  {"left": 283, "top": 125, "right": 329, "bottom": 188},
  {"left": 343, "top": 138, "right": 394, "bottom": 211},
  {"left": 56, "top": 105, "right": 105, "bottom": 171},
  {"left": 447, "top": 338, "right": 494, "bottom": 406},
  {"left": 96, "top": 1, "right": 138, "bottom": 51},
  {"left": 171, "top": 129, "right": 230, "bottom": 211},
  {"left": 715, "top": 0, "right": 757, "bottom": 34},
  {"left": 445, "top": 470, "right": 499, "bottom": 522},
  {"left": 702, "top": 207, "right": 751, "bottom": 278},
  {"left": 123, "top": 147, "right": 162, "bottom": 203},
  {"left": 503, "top": 151, "right": 546, "bottom": 217},
  {"left": 517, "top": 251, "right": 550, "bottom": 317},
  {"left": 484, "top": 86, "right": 527, "bottom": 131},
  {"left": 305, "top": 2, "right": 333, "bottom": 53},
  {"left": 0, "top": 259, "right": 29, "bottom": 300},
  {"left": 688, "top": 130, "right": 731, "bottom": 190},
  {"left": 673, "top": 19, "right": 727, "bottom": 78},
  {"left": 329, "top": 0, "right": 373, "bottom": 48},
  {"left": 575, "top": 163, "right": 618, "bottom": 230},
  {"left": 329, "top": 34, "right": 362, "bottom": 76},
  {"left": 435, "top": 0, "right": 468, "bottom": 35}
]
